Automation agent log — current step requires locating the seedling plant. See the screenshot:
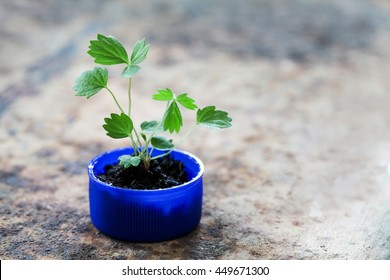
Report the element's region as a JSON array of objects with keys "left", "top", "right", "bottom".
[{"left": 73, "top": 34, "right": 232, "bottom": 170}]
